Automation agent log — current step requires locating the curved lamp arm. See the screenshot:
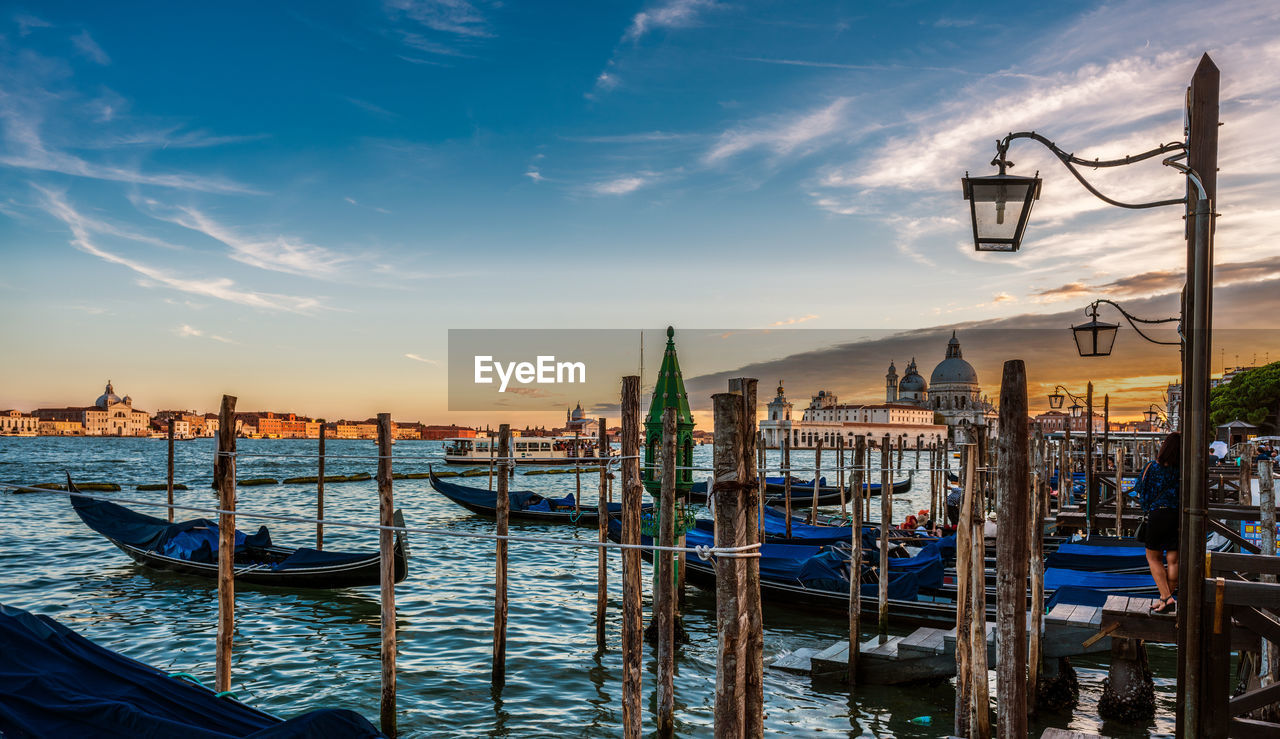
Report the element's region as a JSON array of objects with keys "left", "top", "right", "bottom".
[
  {"left": 992, "top": 132, "right": 1194, "bottom": 210},
  {"left": 1086, "top": 299, "right": 1182, "bottom": 346},
  {"left": 1052, "top": 385, "right": 1087, "bottom": 406}
]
